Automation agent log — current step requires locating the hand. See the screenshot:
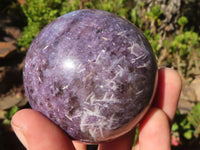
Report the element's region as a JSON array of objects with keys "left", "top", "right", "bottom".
[{"left": 11, "top": 68, "right": 181, "bottom": 150}]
